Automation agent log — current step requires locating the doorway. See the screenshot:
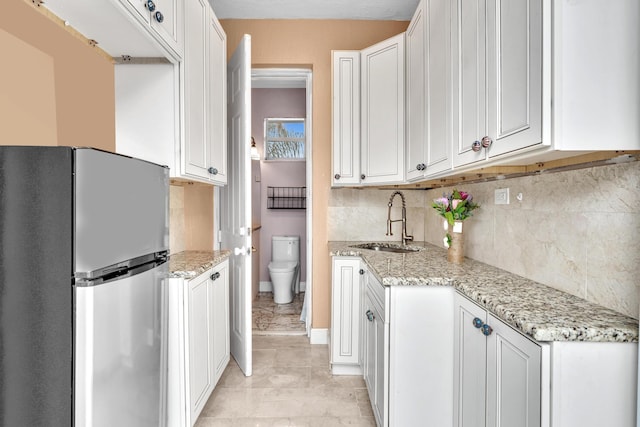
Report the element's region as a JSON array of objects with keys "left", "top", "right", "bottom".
[{"left": 250, "top": 68, "right": 313, "bottom": 336}]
